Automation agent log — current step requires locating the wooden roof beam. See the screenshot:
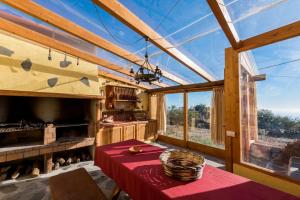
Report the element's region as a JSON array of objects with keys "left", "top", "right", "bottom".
[
  {"left": 0, "top": 17, "right": 167, "bottom": 88},
  {"left": 148, "top": 80, "right": 224, "bottom": 93},
  {"left": 208, "top": 0, "right": 300, "bottom": 51},
  {"left": 98, "top": 71, "right": 151, "bottom": 90},
  {"left": 93, "top": 0, "right": 216, "bottom": 82},
  {"left": 207, "top": 0, "right": 240, "bottom": 49},
  {"left": 208, "top": 0, "right": 257, "bottom": 75},
  {"left": 1, "top": 0, "right": 186, "bottom": 85},
  {"left": 238, "top": 20, "right": 300, "bottom": 52}
]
